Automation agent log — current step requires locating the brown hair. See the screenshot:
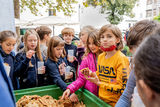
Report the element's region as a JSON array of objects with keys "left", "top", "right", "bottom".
[
  {"left": 79, "top": 25, "right": 95, "bottom": 38},
  {"left": 0, "top": 30, "right": 17, "bottom": 43},
  {"left": 134, "top": 29, "right": 160, "bottom": 94},
  {"left": 83, "top": 30, "right": 101, "bottom": 57},
  {"left": 36, "top": 26, "right": 52, "bottom": 40},
  {"left": 47, "top": 36, "right": 65, "bottom": 62},
  {"left": 23, "top": 29, "right": 43, "bottom": 61},
  {"left": 98, "top": 24, "right": 123, "bottom": 50},
  {"left": 61, "top": 27, "right": 74, "bottom": 37},
  {"left": 127, "top": 20, "right": 159, "bottom": 49}
]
